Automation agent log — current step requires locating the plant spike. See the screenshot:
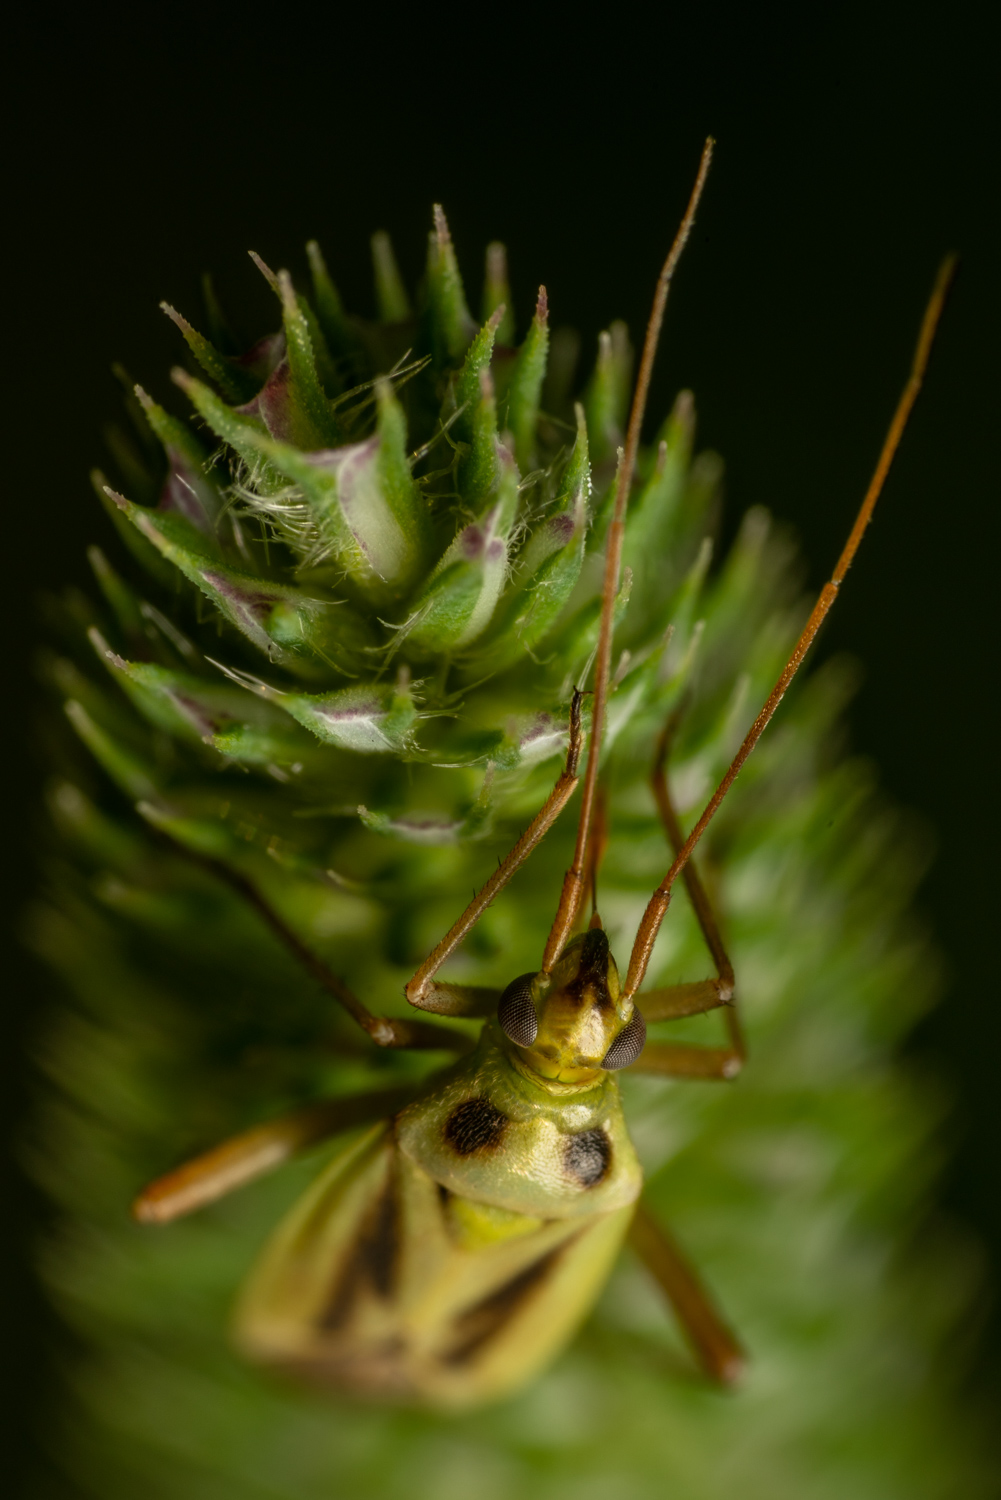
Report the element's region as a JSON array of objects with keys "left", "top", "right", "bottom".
[
  {"left": 482, "top": 241, "right": 515, "bottom": 345},
  {"left": 305, "top": 238, "right": 354, "bottom": 358},
  {"left": 425, "top": 203, "right": 475, "bottom": 364},
  {"left": 542, "top": 135, "right": 716, "bottom": 972},
  {"left": 200, "top": 271, "right": 239, "bottom": 354},
  {"left": 160, "top": 300, "right": 259, "bottom": 403},
  {"left": 506, "top": 287, "right": 550, "bottom": 472},
  {"left": 623, "top": 251, "right": 958, "bottom": 999},
  {"left": 371, "top": 230, "right": 411, "bottom": 322}
]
